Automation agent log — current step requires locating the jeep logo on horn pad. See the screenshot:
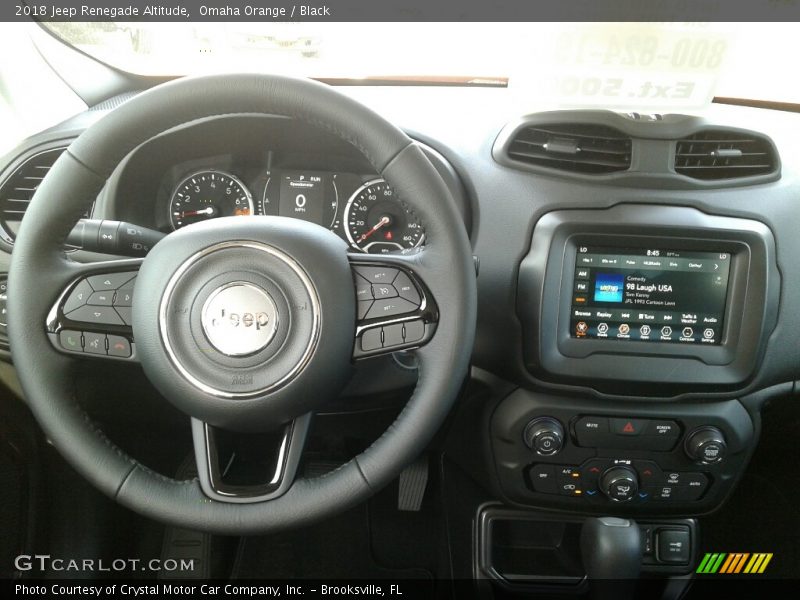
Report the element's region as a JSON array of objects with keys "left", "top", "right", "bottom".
[{"left": 201, "top": 282, "right": 279, "bottom": 356}]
